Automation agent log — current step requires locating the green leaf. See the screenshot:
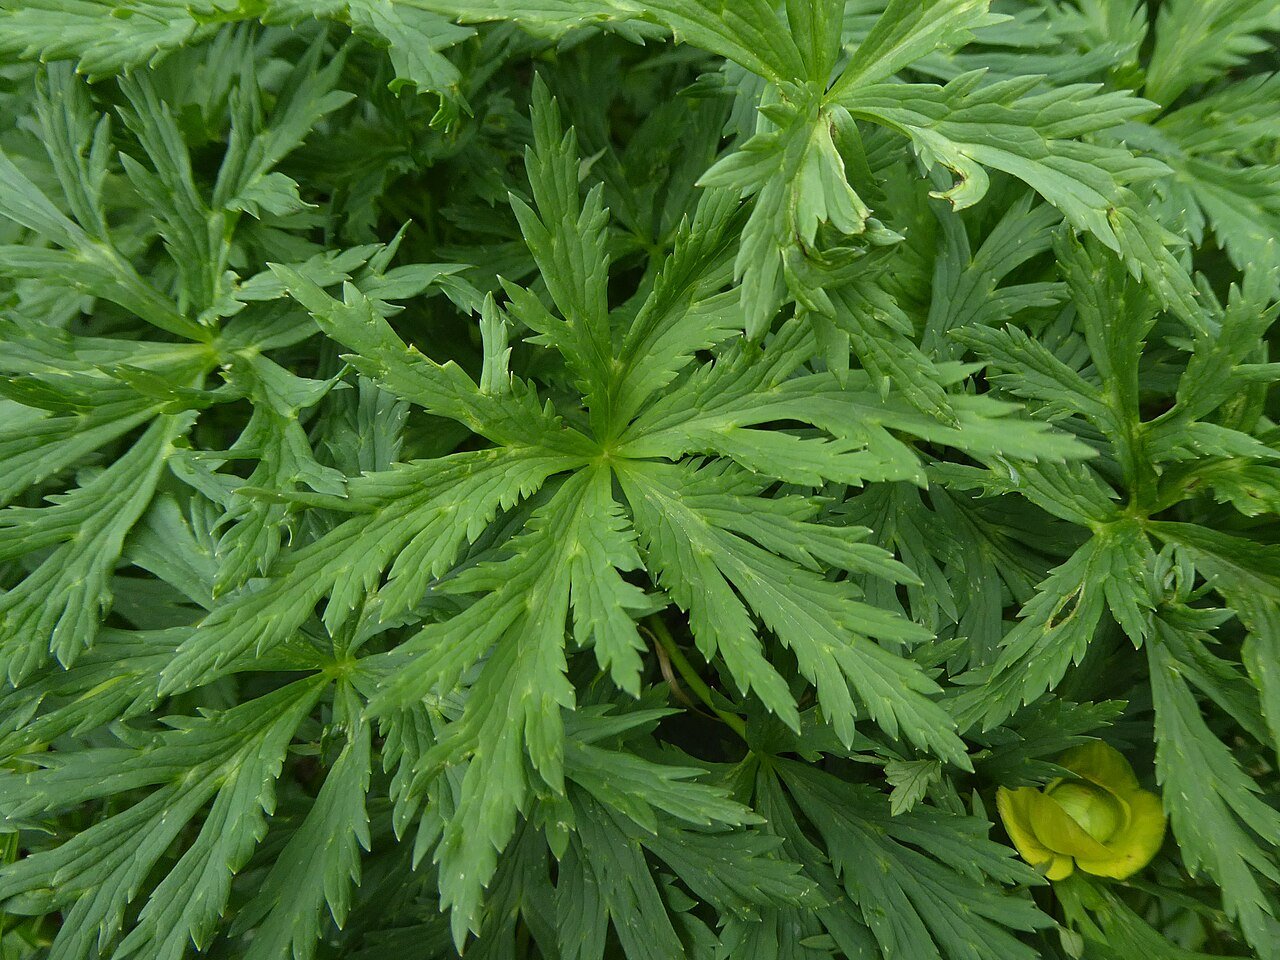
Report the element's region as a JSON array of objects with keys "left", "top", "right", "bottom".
[
  {"left": 506, "top": 78, "right": 613, "bottom": 413},
  {"left": 563, "top": 467, "right": 651, "bottom": 696},
  {"left": 1149, "top": 639, "right": 1280, "bottom": 959},
  {"left": 160, "top": 447, "right": 579, "bottom": 694},
  {"left": 698, "top": 106, "right": 872, "bottom": 339},
  {"left": 1056, "top": 873, "right": 1229, "bottom": 960},
  {"left": 558, "top": 797, "right": 686, "bottom": 960},
  {"left": 564, "top": 738, "right": 756, "bottom": 835},
  {"left": 2, "top": 6, "right": 1276, "bottom": 958},
  {"left": 957, "top": 521, "right": 1154, "bottom": 731},
  {"left": 619, "top": 458, "right": 968, "bottom": 765},
  {"left": 831, "top": 73, "right": 1201, "bottom": 326},
  {"left": 608, "top": 186, "right": 745, "bottom": 427},
  {"left": 1157, "top": 71, "right": 1280, "bottom": 157},
  {"left": 828, "top": 0, "right": 1006, "bottom": 95},
  {"left": 369, "top": 469, "right": 654, "bottom": 942},
  {"left": 0, "top": 0, "right": 474, "bottom": 101},
  {"left": 784, "top": 0, "right": 844, "bottom": 84},
  {"left": 1148, "top": 523, "right": 1280, "bottom": 756},
  {"left": 924, "top": 192, "right": 1065, "bottom": 356},
  {"left": 625, "top": 0, "right": 806, "bottom": 83},
  {"left": 116, "top": 71, "right": 227, "bottom": 316},
  {"left": 0, "top": 415, "right": 190, "bottom": 682},
  {"left": 954, "top": 323, "right": 1107, "bottom": 422},
  {"left": 0, "top": 678, "right": 324, "bottom": 960},
  {"left": 1172, "top": 158, "right": 1280, "bottom": 274},
  {"left": 630, "top": 359, "right": 1094, "bottom": 477},
  {"left": 0, "top": 385, "right": 157, "bottom": 508},
  {"left": 346, "top": 0, "right": 473, "bottom": 102},
  {"left": 621, "top": 321, "right": 909, "bottom": 485},
  {"left": 0, "top": 627, "right": 177, "bottom": 758},
  {"left": 272, "top": 265, "right": 588, "bottom": 451},
  {"left": 885, "top": 758, "right": 944, "bottom": 816},
  {"left": 238, "top": 702, "right": 372, "bottom": 960},
  {"left": 213, "top": 37, "right": 354, "bottom": 215},
  {"left": 0, "top": 0, "right": 204, "bottom": 79},
  {"left": 1144, "top": 0, "right": 1280, "bottom": 107},
  {"left": 0, "top": 146, "right": 202, "bottom": 340},
  {"left": 824, "top": 274, "right": 960, "bottom": 425},
  {"left": 778, "top": 760, "right": 1049, "bottom": 960}
]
